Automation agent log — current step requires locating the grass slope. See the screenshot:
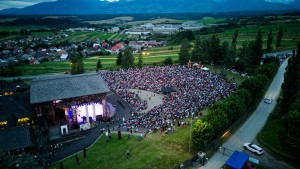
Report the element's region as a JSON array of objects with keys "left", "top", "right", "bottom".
[{"left": 51, "top": 122, "right": 197, "bottom": 169}]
